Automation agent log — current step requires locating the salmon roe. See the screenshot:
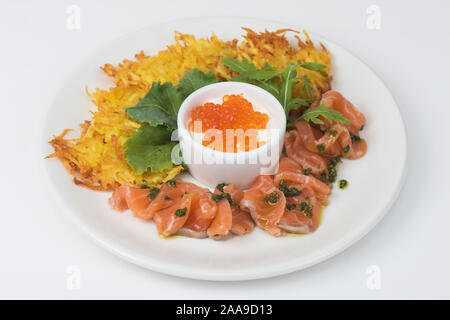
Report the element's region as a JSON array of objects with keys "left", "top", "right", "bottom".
[{"left": 189, "top": 94, "right": 269, "bottom": 152}]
